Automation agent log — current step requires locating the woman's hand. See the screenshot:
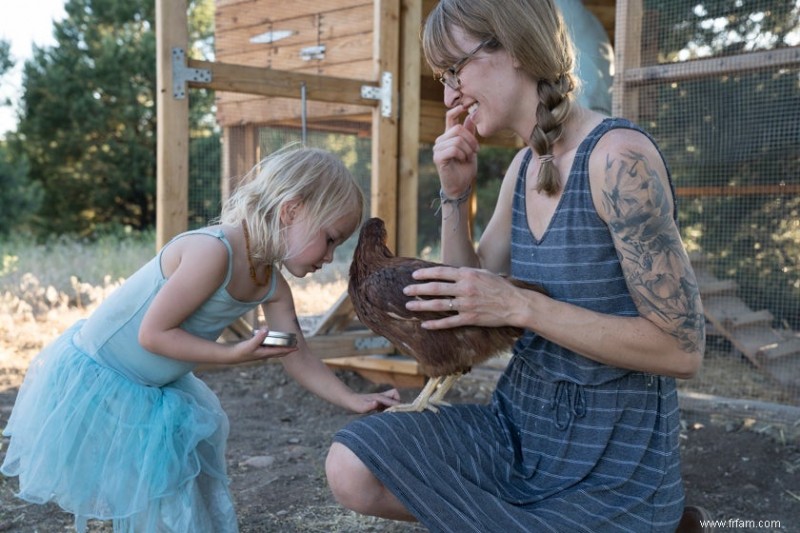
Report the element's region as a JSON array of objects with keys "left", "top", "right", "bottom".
[
  {"left": 404, "top": 266, "right": 538, "bottom": 330},
  {"left": 433, "top": 105, "right": 480, "bottom": 197}
]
